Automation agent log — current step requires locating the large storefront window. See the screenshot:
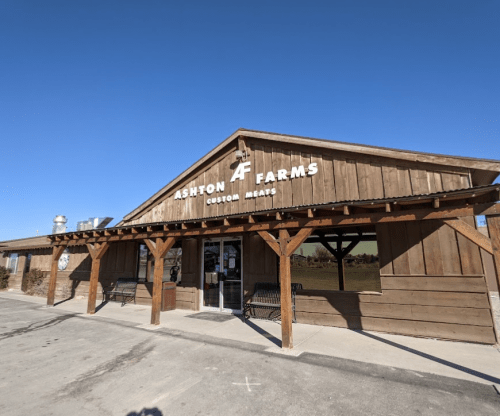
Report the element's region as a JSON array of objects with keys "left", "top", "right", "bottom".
[
  {"left": 291, "top": 234, "right": 381, "bottom": 292},
  {"left": 136, "top": 243, "right": 182, "bottom": 283}
]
